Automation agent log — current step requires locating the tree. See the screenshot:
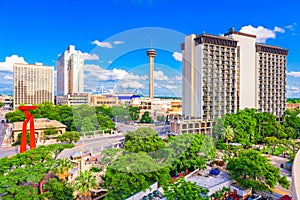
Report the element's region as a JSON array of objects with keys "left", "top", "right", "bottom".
[
  {"left": 44, "top": 126, "right": 59, "bottom": 140},
  {"left": 226, "top": 149, "right": 289, "bottom": 192},
  {"left": 12, "top": 132, "right": 30, "bottom": 146},
  {"left": 140, "top": 111, "right": 153, "bottom": 123},
  {"left": 129, "top": 106, "right": 140, "bottom": 121},
  {"left": 5, "top": 109, "right": 25, "bottom": 122},
  {"left": 111, "top": 106, "right": 130, "bottom": 122},
  {"left": 97, "top": 115, "right": 115, "bottom": 132},
  {"left": 53, "top": 159, "right": 74, "bottom": 181},
  {"left": 73, "top": 170, "right": 98, "bottom": 200},
  {"left": 103, "top": 152, "right": 170, "bottom": 200},
  {"left": 283, "top": 109, "right": 300, "bottom": 137},
  {"left": 57, "top": 131, "right": 80, "bottom": 143},
  {"left": 157, "top": 115, "right": 165, "bottom": 123},
  {"left": 169, "top": 134, "right": 215, "bottom": 173},
  {"left": 124, "top": 127, "right": 165, "bottom": 153},
  {"left": 263, "top": 136, "right": 279, "bottom": 155},
  {"left": 81, "top": 117, "right": 95, "bottom": 133},
  {"left": 0, "top": 144, "right": 74, "bottom": 199},
  {"left": 44, "top": 178, "right": 74, "bottom": 200},
  {"left": 221, "top": 126, "right": 234, "bottom": 145},
  {"left": 163, "top": 178, "right": 209, "bottom": 200}
]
